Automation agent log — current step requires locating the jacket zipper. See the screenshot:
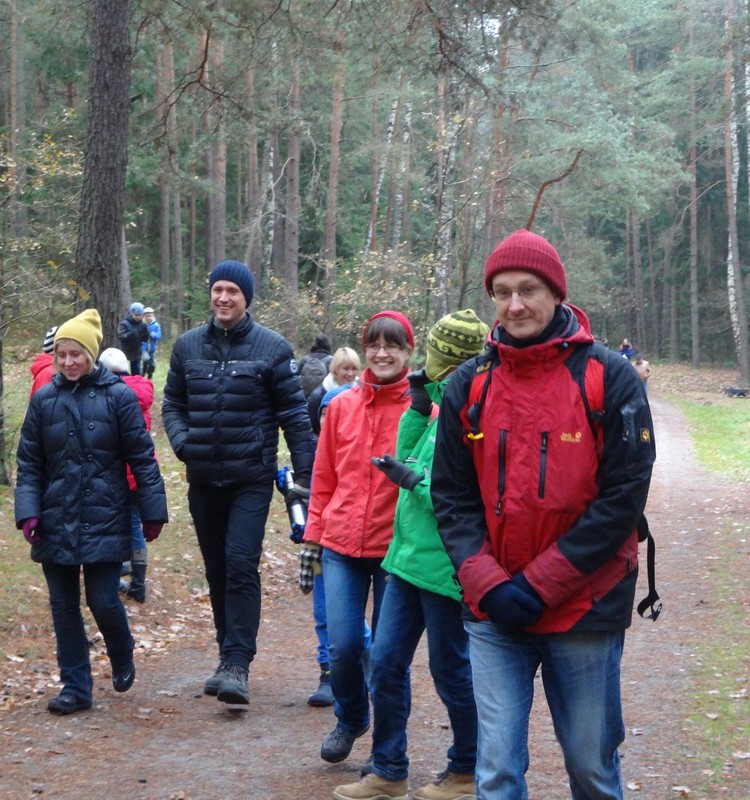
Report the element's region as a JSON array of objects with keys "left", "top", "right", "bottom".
[
  {"left": 538, "top": 431, "right": 548, "bottom": 498},
  {"left": 496, "top": 428, "right": 507, "bottom": 515}
]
